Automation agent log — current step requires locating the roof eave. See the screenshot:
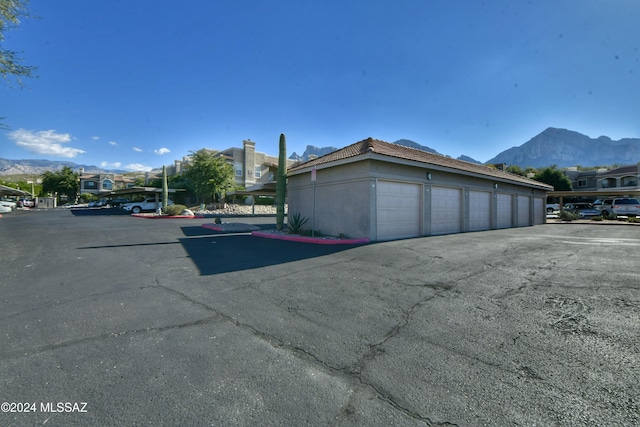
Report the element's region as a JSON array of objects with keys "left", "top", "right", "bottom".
[{"left": 289, "top": 152, "right": 552, "bottom": 190}]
